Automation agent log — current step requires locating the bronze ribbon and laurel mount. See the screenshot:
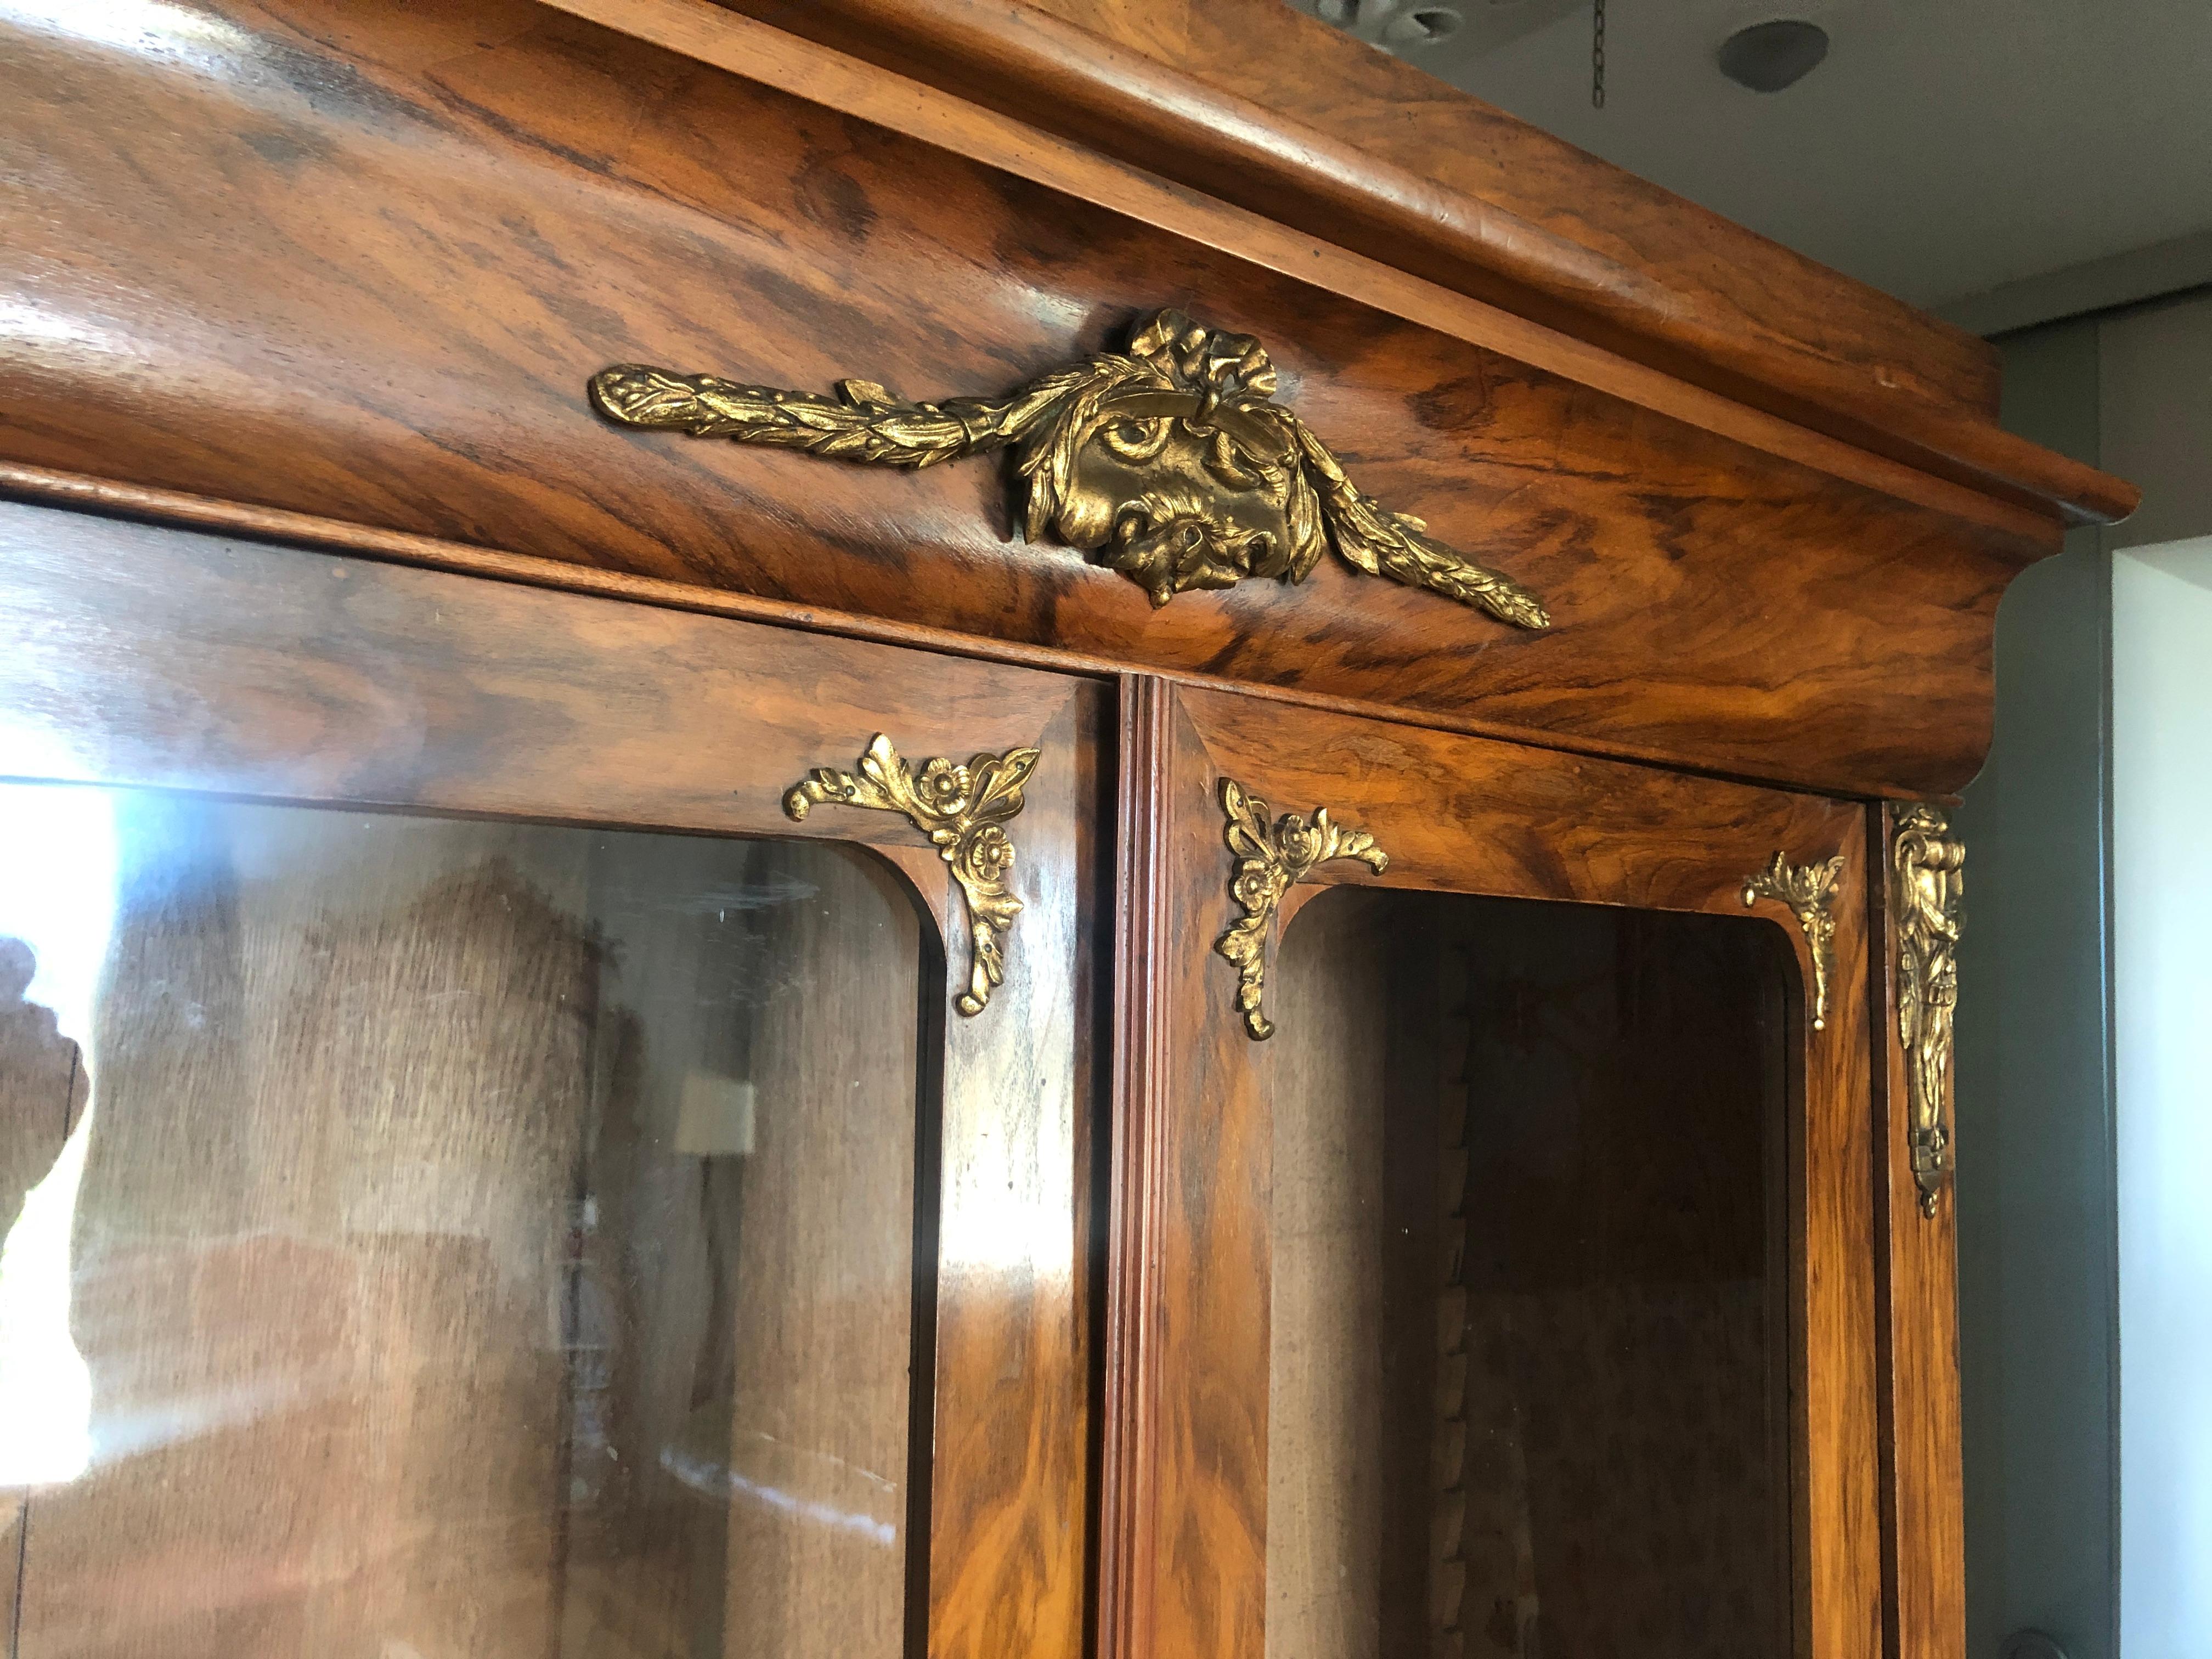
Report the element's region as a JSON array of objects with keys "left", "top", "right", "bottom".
[
  {"left": 590, "top": 308, "right": 1549, "bottom": 628},
  {"left": 782, "top": 734, "right": 1039, "bottom": 1018}
]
